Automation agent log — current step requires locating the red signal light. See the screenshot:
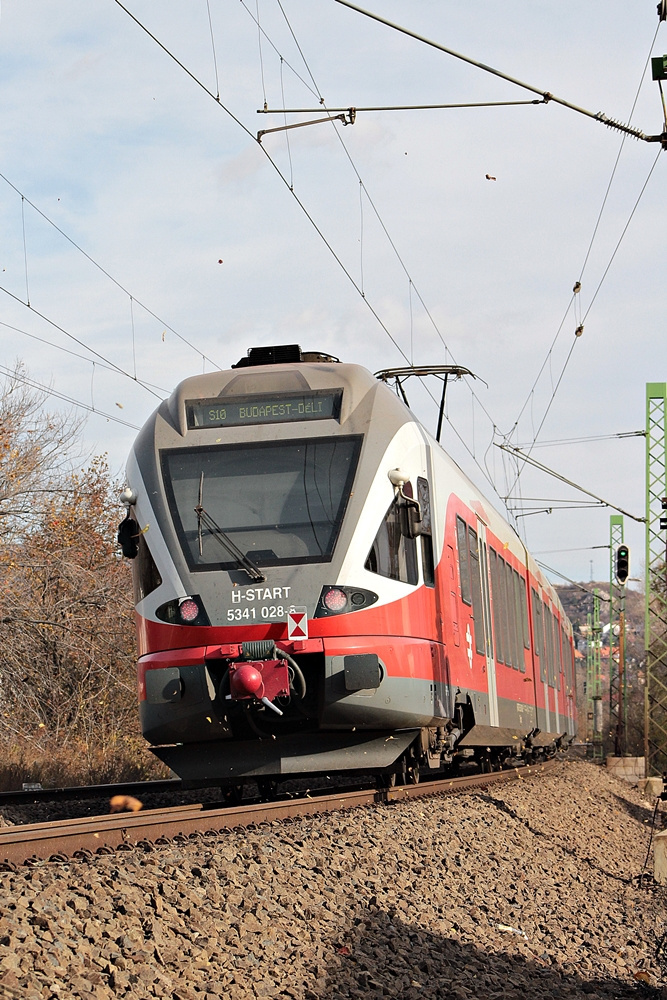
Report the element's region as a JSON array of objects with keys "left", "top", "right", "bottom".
[
  {"left": 178, "top": 599, "right": 200, "bottom": 622},
  {"left": 323, "top": 588, "right": 348, "bottom": 612}
]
